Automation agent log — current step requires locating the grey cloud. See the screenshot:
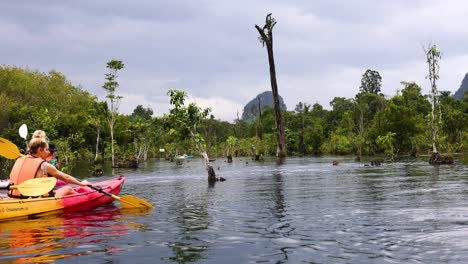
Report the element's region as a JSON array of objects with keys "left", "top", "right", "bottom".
[{"left": 1, "top": 0, "right": 466, "bottom": 121}]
